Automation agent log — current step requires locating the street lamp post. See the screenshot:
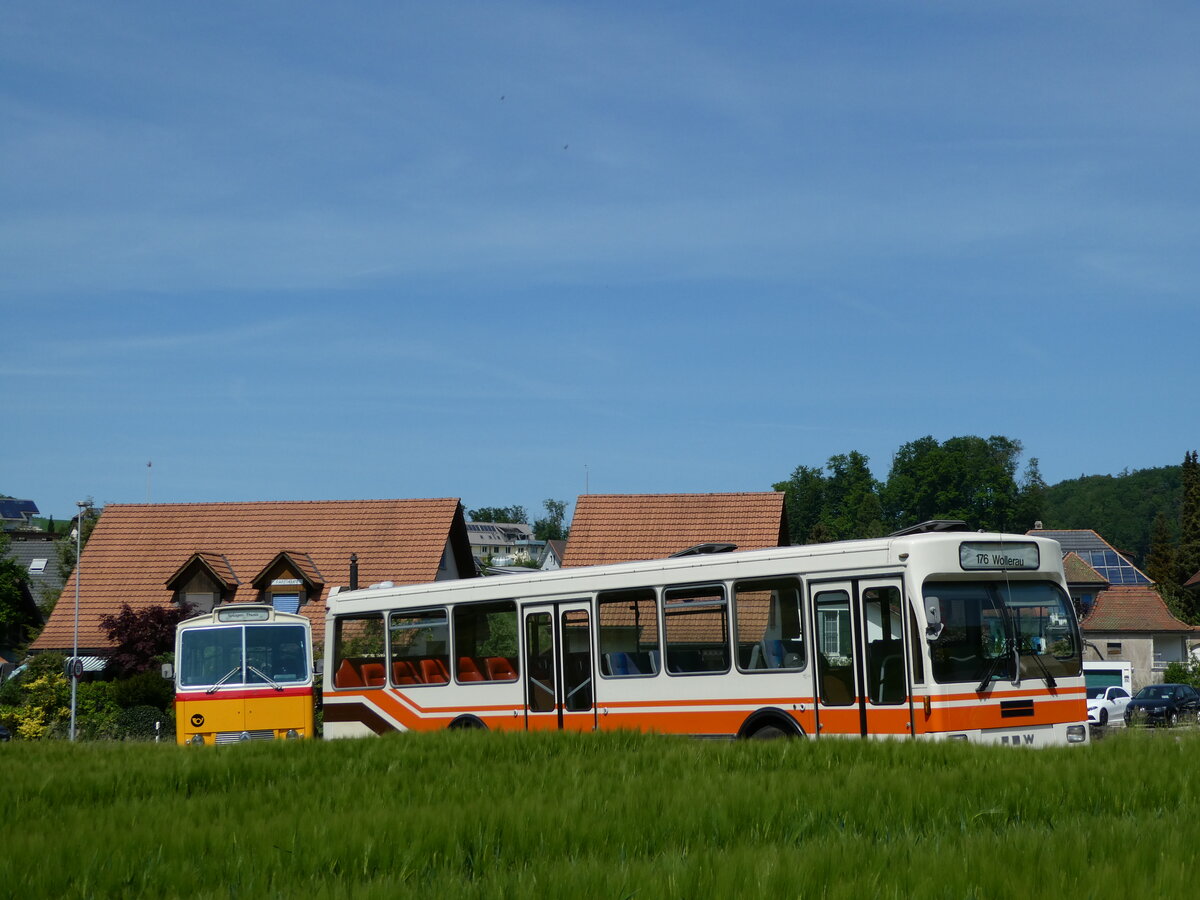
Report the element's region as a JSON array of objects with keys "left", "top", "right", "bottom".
[{"left": 69, "top": 499, "right": 92, "bottom": 742}]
